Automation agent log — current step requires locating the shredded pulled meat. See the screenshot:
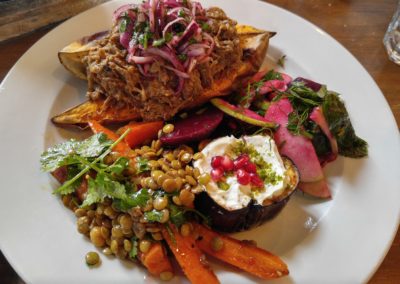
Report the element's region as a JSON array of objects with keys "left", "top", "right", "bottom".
[{"left": 84, "top": 7, "right": 241, "bottom": 121}]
